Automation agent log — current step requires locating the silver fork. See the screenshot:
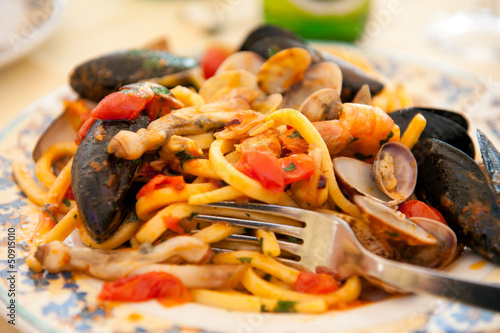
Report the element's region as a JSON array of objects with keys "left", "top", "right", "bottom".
[{"left": 195, "top": 201, "right": 500, "bottom": 312}]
